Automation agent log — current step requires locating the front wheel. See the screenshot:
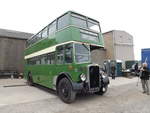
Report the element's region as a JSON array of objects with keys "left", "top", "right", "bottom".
[
  {"left": 95, "top": 85, "right": 108, "bottom": 95},
  {"left": 57, "top": 78, "right": 76, "bottom": 103}
]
